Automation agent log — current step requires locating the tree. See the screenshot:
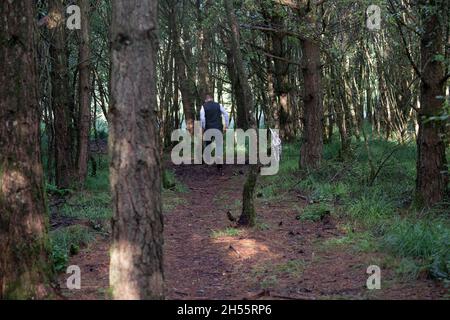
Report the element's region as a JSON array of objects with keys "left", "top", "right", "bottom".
[
  {"left": 197, "top": 0, "right": 214, "bottom": 103},
  {"left": 415, "top": 0, "right": 448, "bottom": 207},
  {"left": 0, "top": 1, "right": 52, "bottom": 299},
  {"left": 109, "top": 0, "right": 165, "bottom": 299},
  {"left": 77, "top": 0, "right": 93, "bottom": 186},
  {"left": 261, "top": 3, "right": 296, "bottom": 141},
  {"left": 169, "top": 0, "right": 196, "bottom": 134},
  {"left": 224, "top": 0, "right": 258, "bottom": 227},
  {"left": 300, "top": 36, "right": 324, "bottom": 169},
  {"left": 298, "top": 3, "right": 324, "bottom": 169},
  {"left": 48, "top": 0, "right": 74, "bottom": 189}
]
